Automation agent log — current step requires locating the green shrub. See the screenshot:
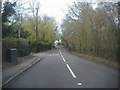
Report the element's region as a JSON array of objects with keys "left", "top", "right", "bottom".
[
  {"left": 29, "top": 40, "right": 36, "bottom": 52},
  {"left": 2, "top": 39, "right": 30, "bottom": 61},
  {"left": 17, "top": 39, "right": 29, "bottom": 57},
  {"left": 2, "top": 39, "right": 17, "bottom": 61},
  {"left": 37, "top": 41, "right": 52, "bottom": 52}
]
